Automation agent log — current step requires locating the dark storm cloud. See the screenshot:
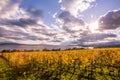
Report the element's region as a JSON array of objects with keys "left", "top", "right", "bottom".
[
  {"left": 99, "top": 10, "right": 120, "bottom": 30},
  {"left": 0, "top": 18, "right": 37, "bottom": 27},
  {"left": 58, "top": 11, "right": 85, "bottom": 33}
]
